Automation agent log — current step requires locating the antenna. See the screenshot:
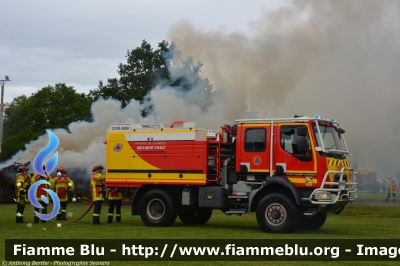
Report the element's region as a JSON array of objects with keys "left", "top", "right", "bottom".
[{"left": 291, "top": 110, "right": 303, "bottom": 118}]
